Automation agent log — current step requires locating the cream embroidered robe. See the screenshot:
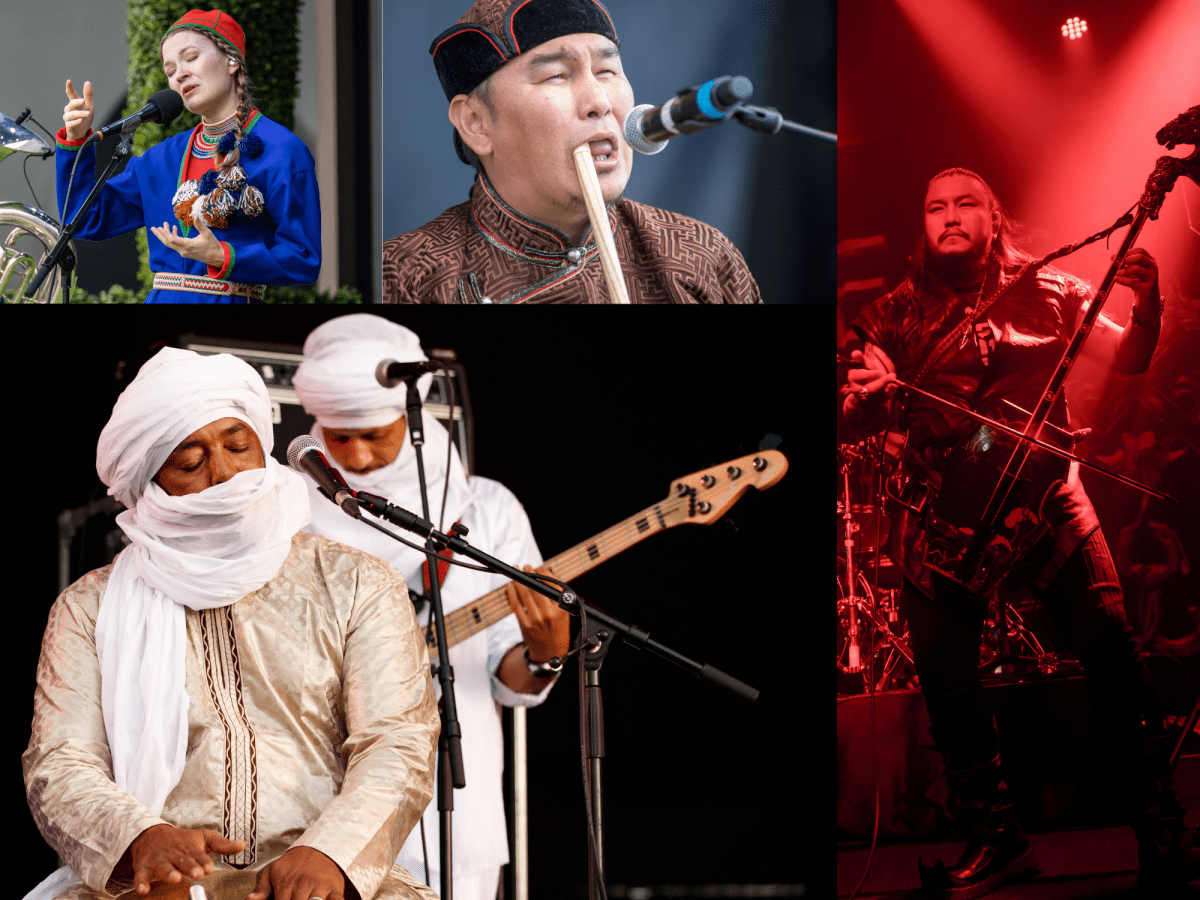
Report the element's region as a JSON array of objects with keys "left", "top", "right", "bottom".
[{"left": 24, "top": 532, "right": 439, "bottom": 900}]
